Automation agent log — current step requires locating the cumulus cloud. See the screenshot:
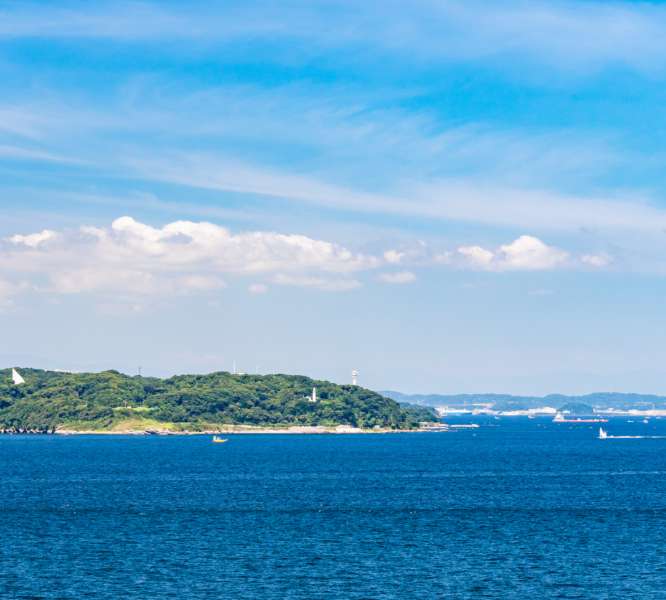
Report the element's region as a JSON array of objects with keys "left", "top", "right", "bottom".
[
  {"left": 383, "top": 249, "right": 404, "bottom": 264},
  {"left": 101, "top": 216, "right": 378, "bottom": 273},
  {"left": 499, "top": 236, "right": 569, "bottom": 270},
  {"left": 8, "top": 229, "right": 56, "bottom": 247},
  {"left": 457, "top": 245, "right": 495, "bottom": 268},
  {"left": 378, "top": 271, "right": 416, "bottom": 284},
  {"left": 0, "top": 216, "right": 377, "bottom": 297},
  {"left": 457, "top": 235, "right": 569, "bottom": 271},
  {"left": 0, "top": 219, "right": 613, "bottom": 300}
]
